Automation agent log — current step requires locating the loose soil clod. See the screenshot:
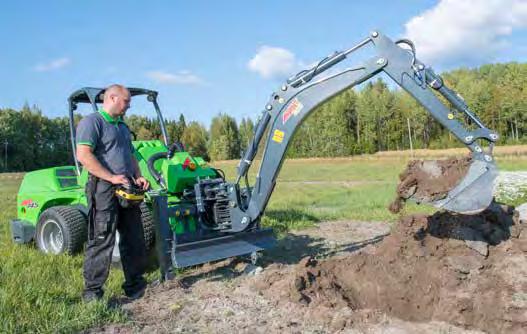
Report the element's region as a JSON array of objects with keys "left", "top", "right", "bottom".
[{"left": 389, "top": 156, "right": 473, "bottom": 213}]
